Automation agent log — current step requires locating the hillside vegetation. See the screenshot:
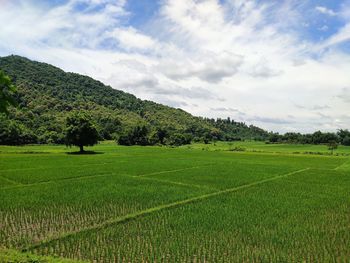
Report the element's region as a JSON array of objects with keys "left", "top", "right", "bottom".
[{"left": 0, "top": 55, "right": 268, "bottom": 145}]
